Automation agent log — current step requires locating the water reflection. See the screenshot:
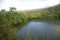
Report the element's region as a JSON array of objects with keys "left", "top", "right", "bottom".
[{"left": 17, "top": 21, "right": 60, "bottom": 40}]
